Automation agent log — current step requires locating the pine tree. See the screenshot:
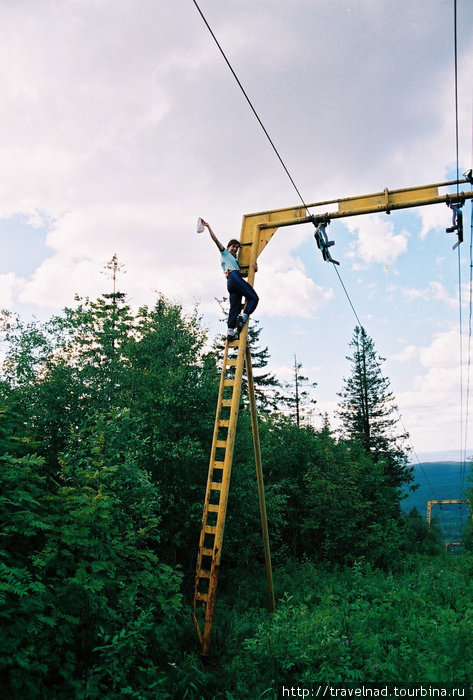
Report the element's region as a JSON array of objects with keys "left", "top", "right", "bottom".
[
  {"left": 281, "top": 355, "right": 317, "bottom": 427},
  {"left": 337, "top": 326, "right": 412, "bottom": 489}
]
